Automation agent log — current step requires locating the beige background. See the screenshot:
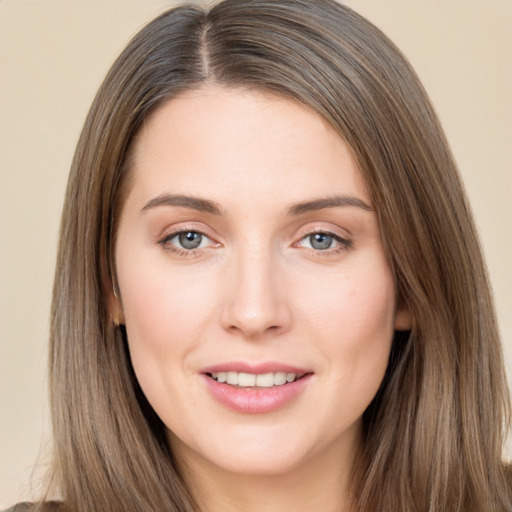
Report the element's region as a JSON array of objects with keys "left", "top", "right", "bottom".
[{"left": 0, "top": 0, "right": 511, "bottom": 507}]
